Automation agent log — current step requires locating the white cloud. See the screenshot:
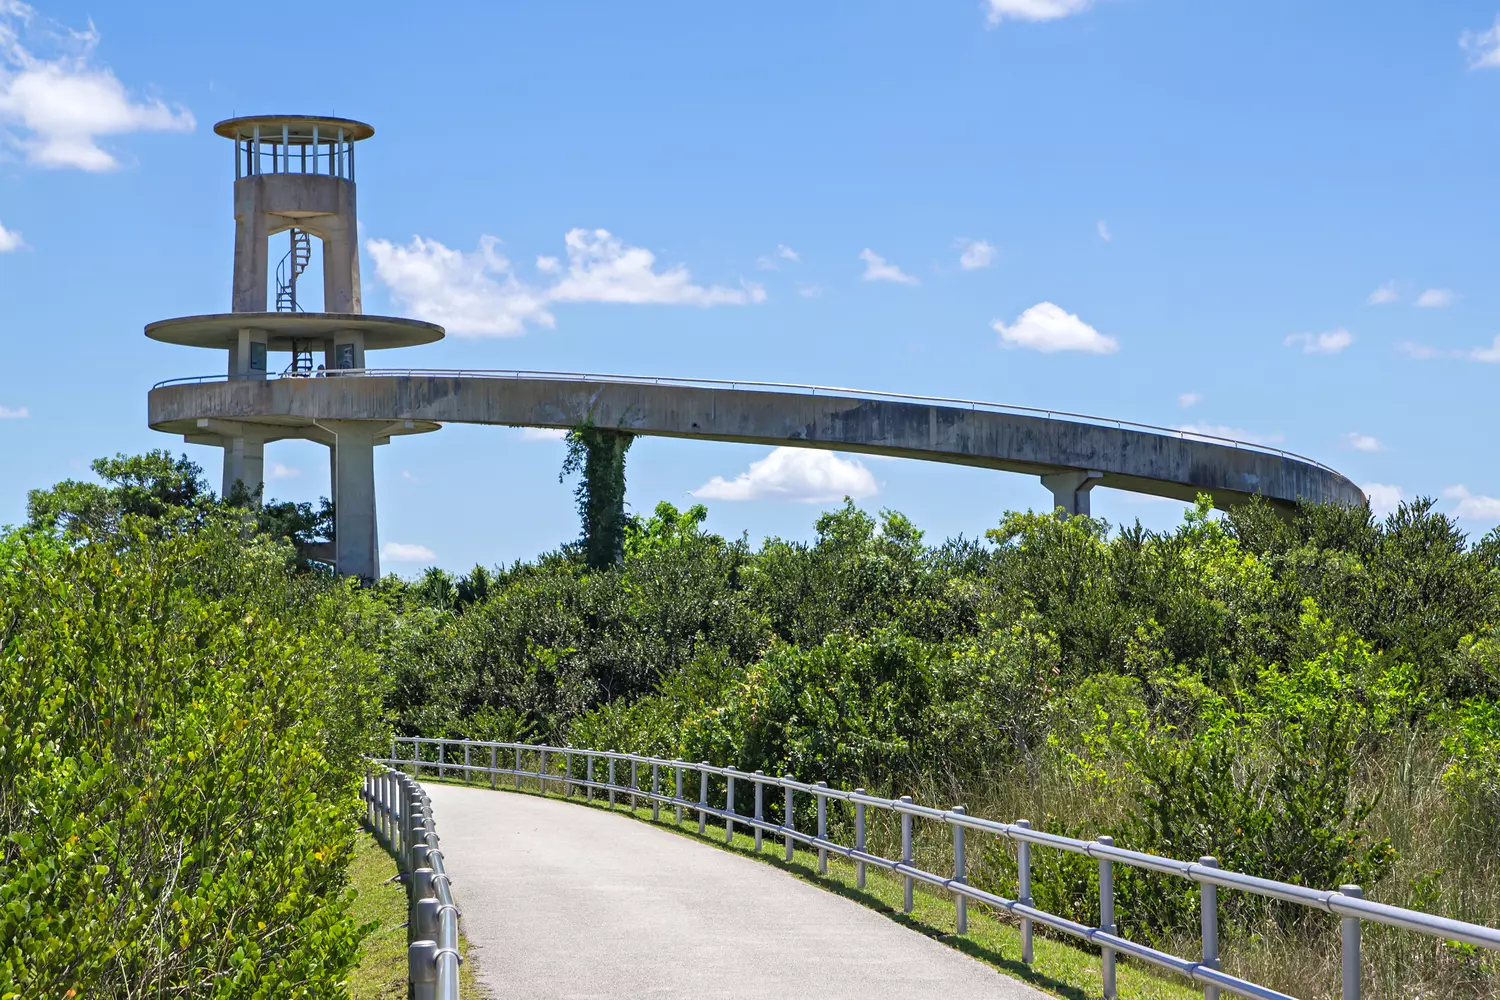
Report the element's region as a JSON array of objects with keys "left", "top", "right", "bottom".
[
  {"left": 1461, "top": 17, "right": 1500, "bottom": 70},
  {"left": 0, "top": 3, "right": 194, "bottom": 171},
  {"left": 1344, "top": 432, "right": 1384, "bottom": 453},
  {"left": 1396, "top": 336, "right": 1500, "bottom": 363},
  {"left": 1174, "top": 423, "right": 1285, "bottom": 446},
  {"left": 267, "top": 462, "right": 300, "bottom": 479},
  {"left": 987, "top": 0, "right": 1093, "bottom": 25},
  {"left": 401, "top": 469, "right": 420, "bottom": 483},
  {"left": 757, "top": 244, "right": 800, "bottom": 269},
  {"left": 797, "top": 283, "right": 823, "bottom": 299},
  {"left": 549, "top": 228, "right": 764, "bottom": 306},
  {"left": 693, "top": 447, "right": 877, "bottom": 503},
  {"left": 382, "top": 541, "right": 436, "bottom": 563},
  {"left": 956, "top": 238, "right": 995, "bottom": 270},
  {"left": 1284, "top": 329, "right": 1354, "bottom": 355},
  {"left": 1177, "top": 392, "right": 1202, "bottom": 408},
  {"left": 1415, "top": 288, "right": 1455, "bottom": 308},
  {"left": 1367, "top": 281, "right": 1398, "bottom": 305},
  {"left": 1363, "top": 483, "right": 1404, "bottom": 519},
  {"left": 1097, "top": 220, "right": 1112, "bottom": 242},
  {"left": 367, "top": 234, "right": 555, "bottom": 338},
  {"left": 0, "top": 404, "right": 27, "bottom": 418},
  {"left": 1443, "top": 485, "right": 1500, "bottom": 521},
  {"left": 0, "top": 219, "right": 21, "bottom": 251},
  {"left": 994, "top": 301, "right": 1118, "bottom": 354},
  {"left": 1470, "top": 335, "right": 1500, "bottom": 363},
  {"left": 1396, "top": 340, "right": 1441, "bottom": 360},
  {"left": 519, "top": 427, "right": 568, "bottom": 441},
  {"left": 859, "top": 248, "right": 919, "bottom": 285}
]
